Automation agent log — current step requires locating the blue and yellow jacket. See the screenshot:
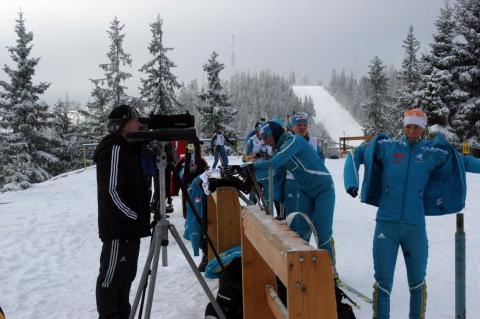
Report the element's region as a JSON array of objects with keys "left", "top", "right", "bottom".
[
  {"left": 254, "top": 132, "right": 333, "bottom": 198},
  {"left": 344, "top": 134, "right": 480, "bottom": 226}
]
